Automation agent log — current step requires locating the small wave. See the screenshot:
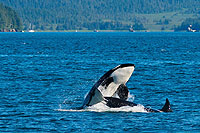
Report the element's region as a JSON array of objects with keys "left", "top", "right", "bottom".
[
  {"left": 0, "top": 54, "right": 53, "bottom": 57},
  {"left": 55, "top": 109, "right": 86, "bottom": 112}
]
